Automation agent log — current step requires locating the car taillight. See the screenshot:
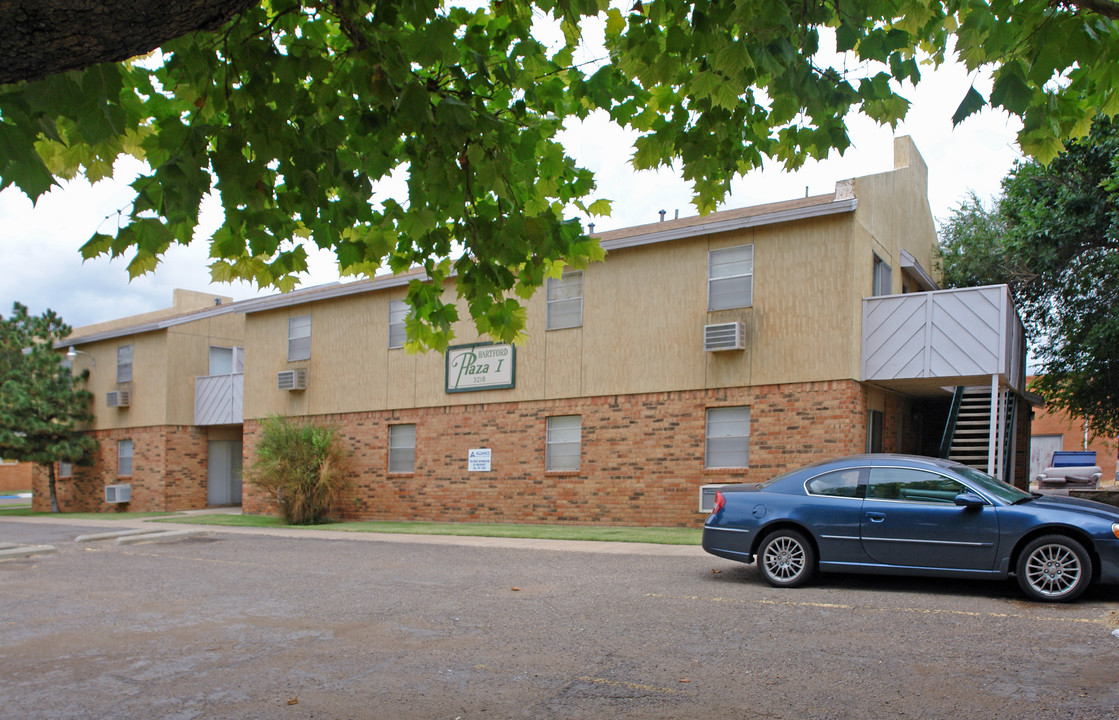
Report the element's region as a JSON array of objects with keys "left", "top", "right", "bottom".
[{"left": 713, "top": 491, "right": 726, "bottom": 514}]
